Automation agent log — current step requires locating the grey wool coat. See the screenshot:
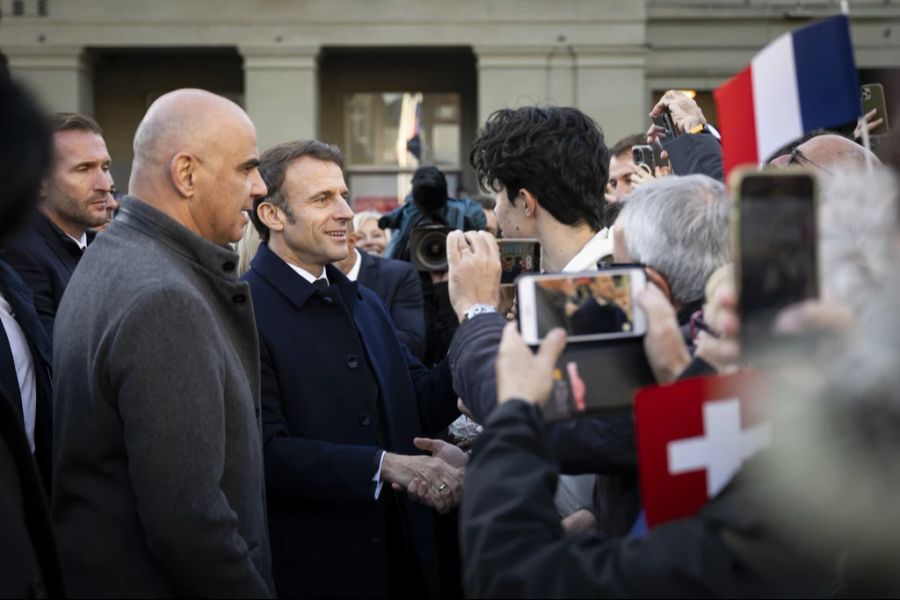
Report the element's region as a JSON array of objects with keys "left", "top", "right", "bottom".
[{"left": 51, "top": 197, "right": 274, "bottom": 598}]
